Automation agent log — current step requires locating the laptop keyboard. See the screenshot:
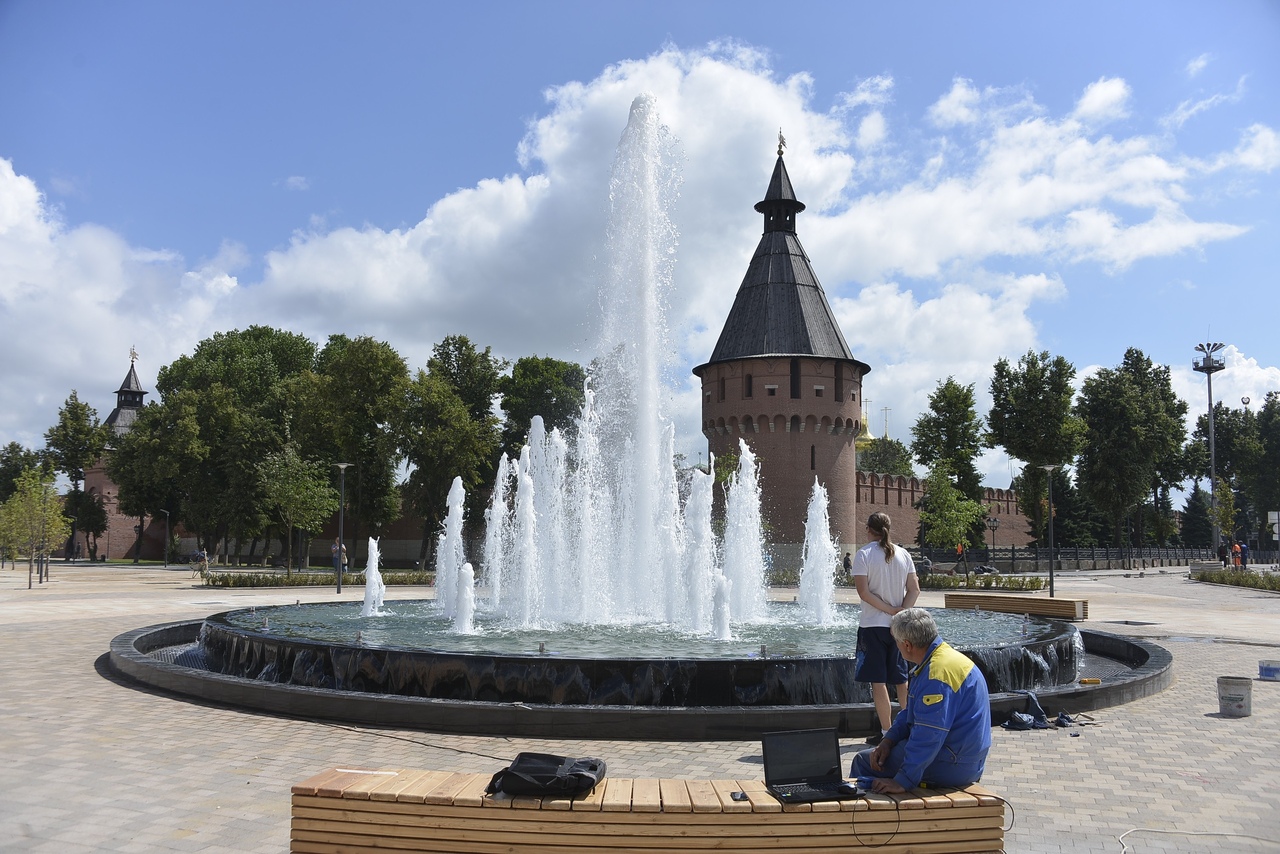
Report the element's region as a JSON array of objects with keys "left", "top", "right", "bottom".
[{"left": 772, "top": 781, "right": 845, "bottom": 796}]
